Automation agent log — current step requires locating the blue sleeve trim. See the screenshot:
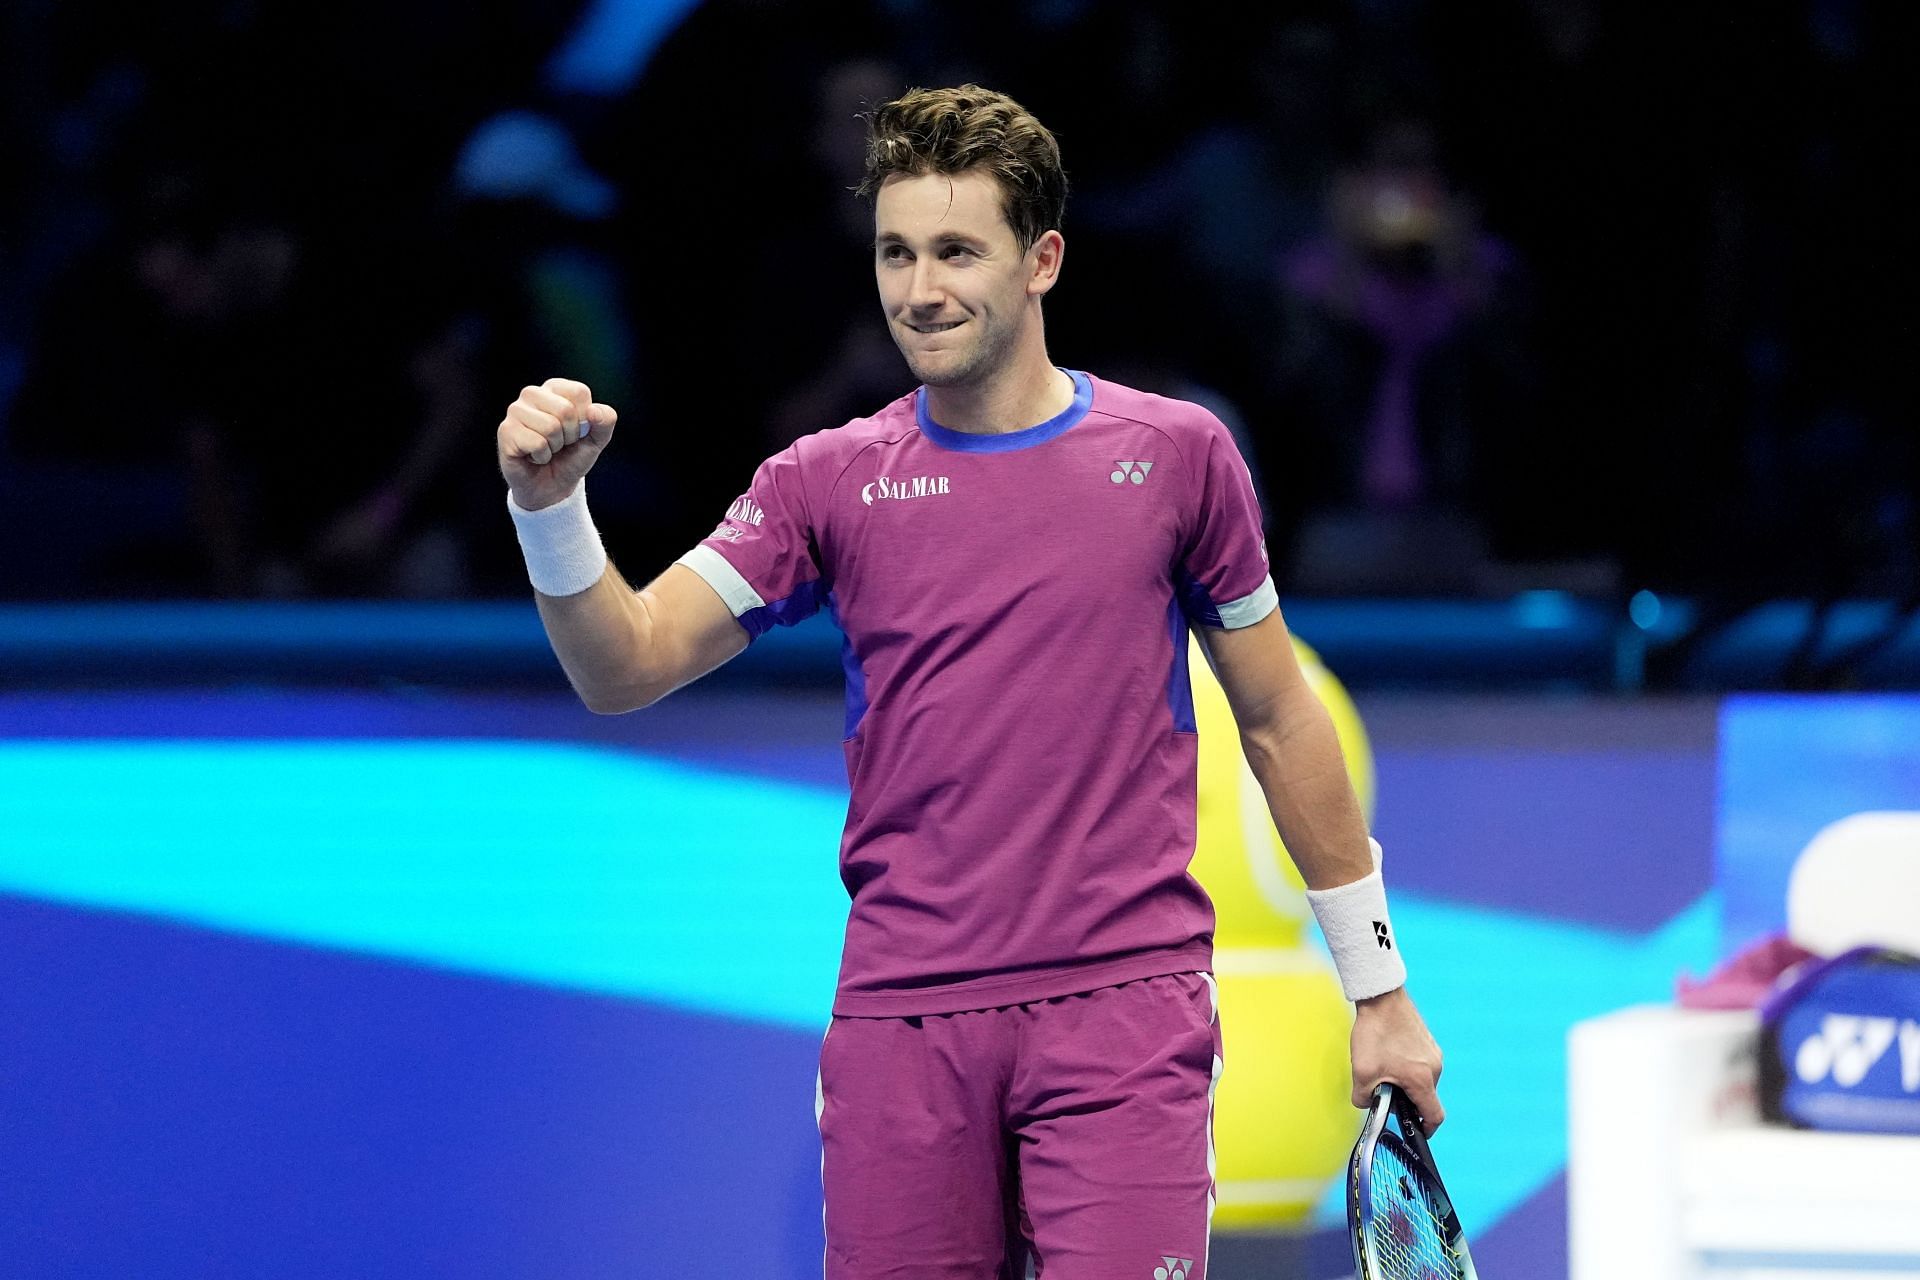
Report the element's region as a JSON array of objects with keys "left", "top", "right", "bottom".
[
  {"left": 1175, "top": 566, "right": 1223, "bottom": 629},
  {"left": 738, "top": 579, "right": 825, "bottom": 639},
  {"left": 1177, "top": 566, "right": 1277, "bottom": 631}
]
